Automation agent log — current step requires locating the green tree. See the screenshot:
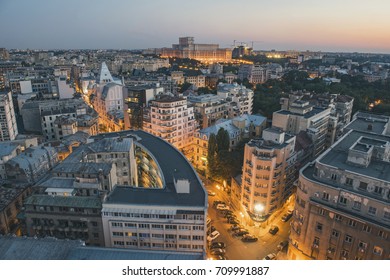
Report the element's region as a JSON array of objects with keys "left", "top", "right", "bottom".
[{"left": 207, "top": 133, "right": 218, "bottom": 178}]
